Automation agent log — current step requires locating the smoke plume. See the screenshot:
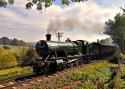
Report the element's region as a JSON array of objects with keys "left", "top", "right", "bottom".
[{"left": 47, "top": 17, "right": 104, "bottom": 34}]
